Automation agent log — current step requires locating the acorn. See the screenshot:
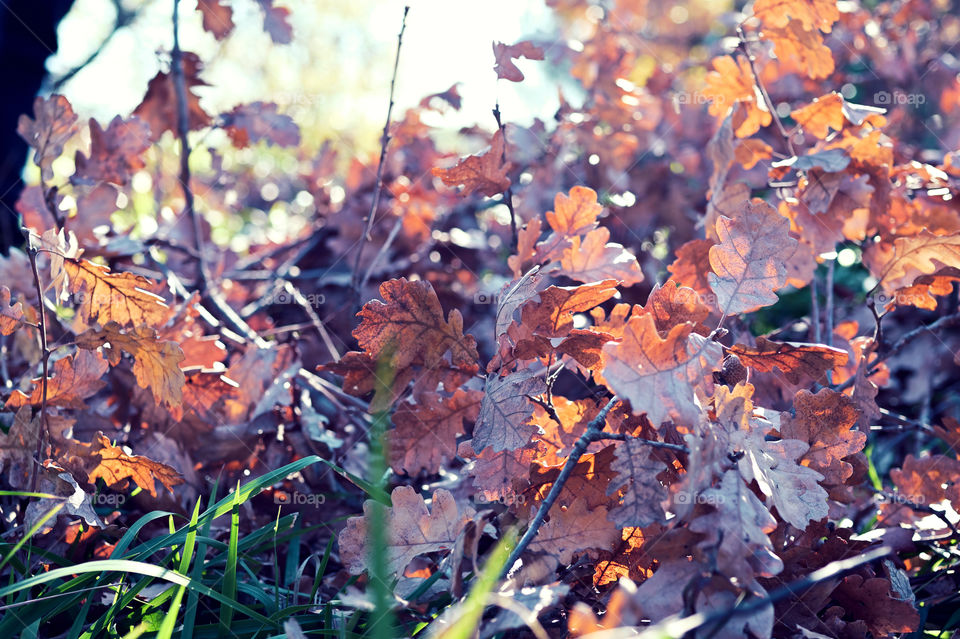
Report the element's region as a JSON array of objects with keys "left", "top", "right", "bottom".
[{"left": 714, "top": 353, "right": 747, "bottom": 387}]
